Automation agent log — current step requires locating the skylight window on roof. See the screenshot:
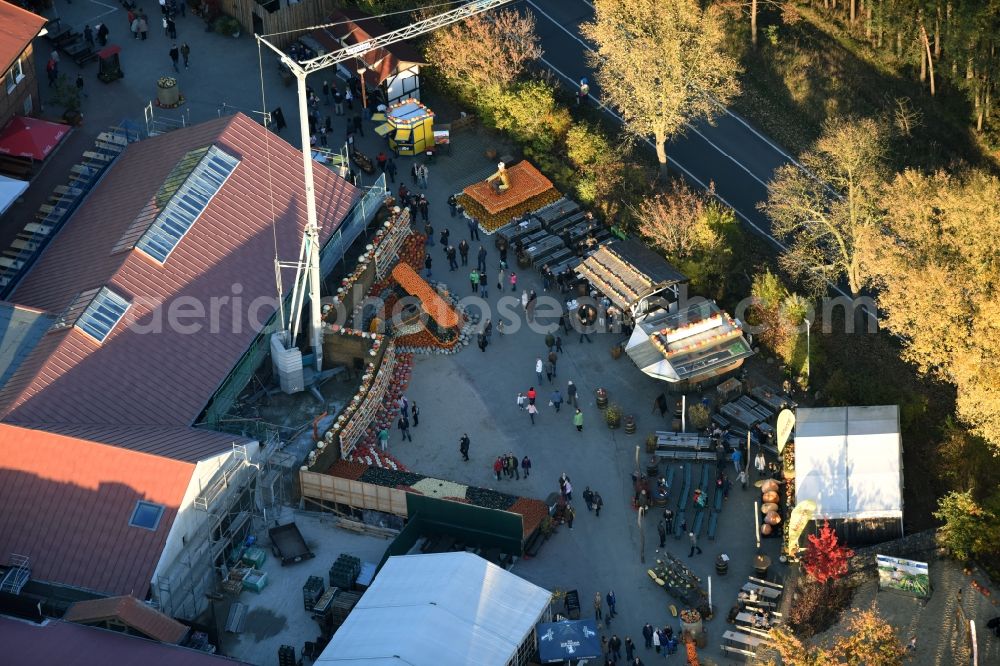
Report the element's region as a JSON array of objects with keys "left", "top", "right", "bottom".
[
  {"left": 76, "top": 286, "right": 131, "bottom": 343},
  {"left": 135, "top": 145, "right": 239, "bottom": 263},
  {"left": 129, "top": 501, "right": 164, "bottom": 531}
]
